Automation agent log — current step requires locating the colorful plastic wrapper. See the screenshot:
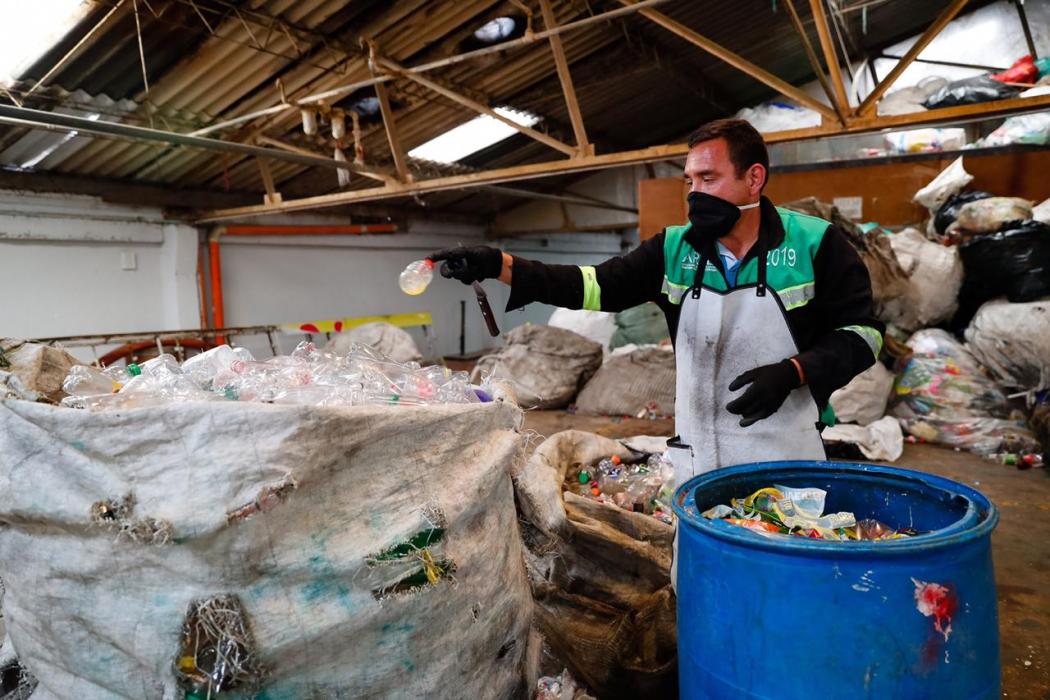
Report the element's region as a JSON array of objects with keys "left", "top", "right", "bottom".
[
  {"left": 535, "top": 668, "right": 578, "bottom": 700},
  {"left": 891, "top": 329, "right": 1040, "bottom": 456},
  {"left": 700, "top": 485, "right": 920, "bottom": 541}
]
